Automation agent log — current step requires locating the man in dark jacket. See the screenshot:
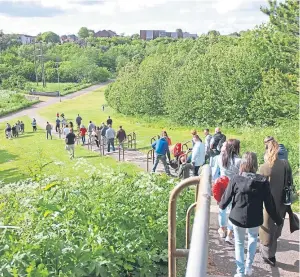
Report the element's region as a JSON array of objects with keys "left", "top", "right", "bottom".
[
  {"left": 210, "top": 127, "right": 226, "bottom": 157},
  {"left": 151, "top": 132, "right": 171, "bottom": 175},
  {"left": 116, "top": 126, "right": 126, "bottom": 147},
  {"left": 107, "top": 116, "right": 112, "bottom": 126}
]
